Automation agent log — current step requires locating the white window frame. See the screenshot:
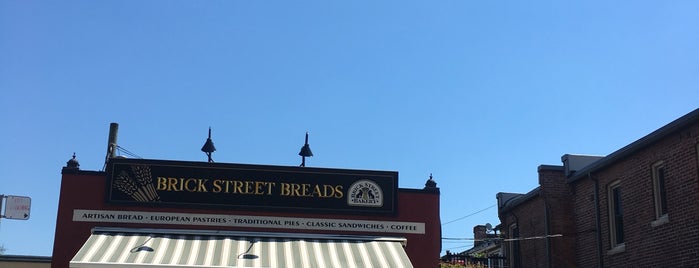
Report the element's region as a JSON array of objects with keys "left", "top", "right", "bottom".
[
  {"left": 651, "top": 161, "right": 669, "bottom": 223},
  {"left": 508, "top": 223, "right": 519, "bottom": 267},
  {"left": 608, "top": 180, "right": 625, "bottom": 250}
]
